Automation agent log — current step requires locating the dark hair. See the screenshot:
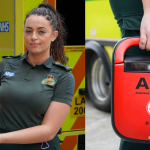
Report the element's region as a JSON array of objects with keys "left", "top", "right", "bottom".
[{"left": 24, "top": 3, "right": 67, "bottom": 64}]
